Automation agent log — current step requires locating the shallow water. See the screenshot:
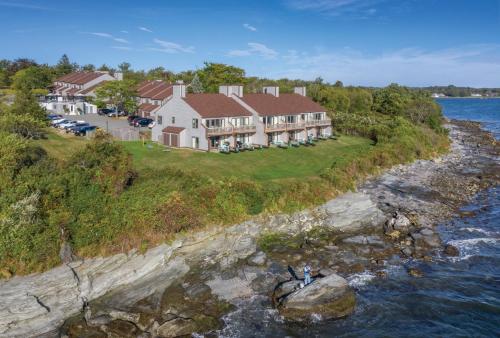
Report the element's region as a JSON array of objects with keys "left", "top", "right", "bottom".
[{"left": 218, "top": 98, "right": 500, "bottom": 337}]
